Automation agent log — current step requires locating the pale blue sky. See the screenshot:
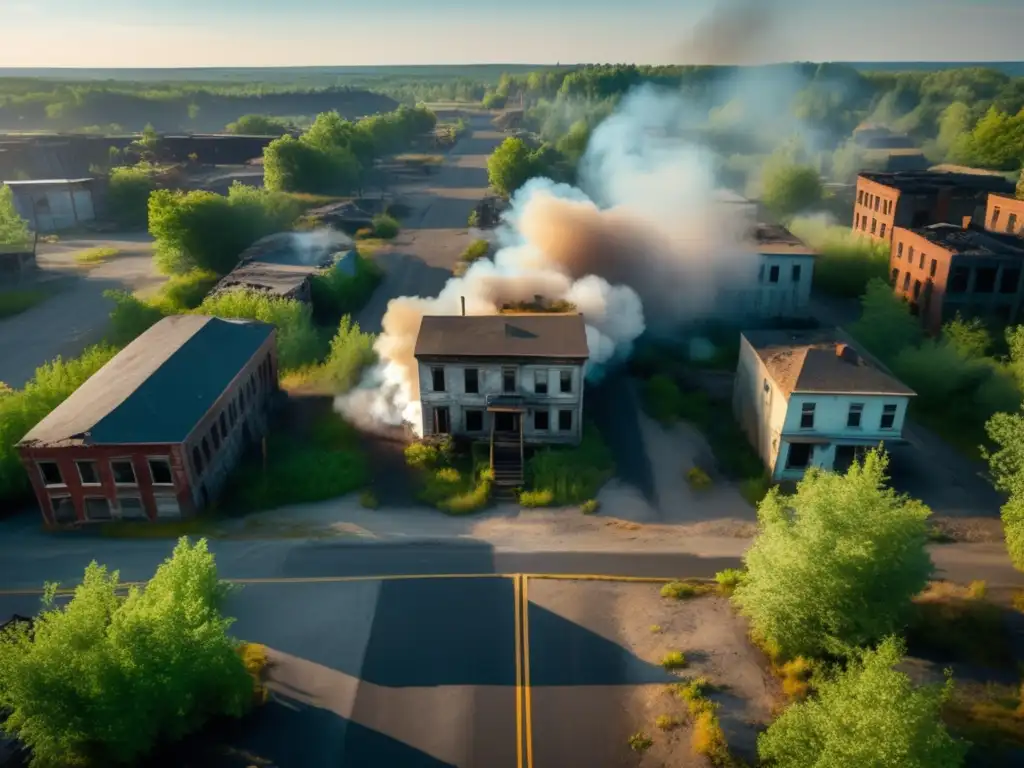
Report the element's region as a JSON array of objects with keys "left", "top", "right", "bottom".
[{"left": 2, "top": 0, "right": 1022, "bottom": 68}]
